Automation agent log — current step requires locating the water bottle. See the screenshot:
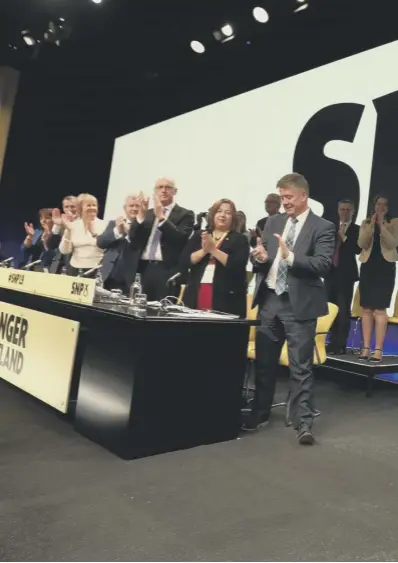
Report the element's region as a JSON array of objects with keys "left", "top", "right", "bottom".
[
  {"left": 129, "top": 274, "right": 142, "bottom": 305},
  {"left": 61, "top": 266, "right": 67, "bottom": 275},
  {"left": 78, "top": 269, "right": 84, "bottom": 277},
  {"left": 95, "top": 269, "right": 104, "bottom": 289}
]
